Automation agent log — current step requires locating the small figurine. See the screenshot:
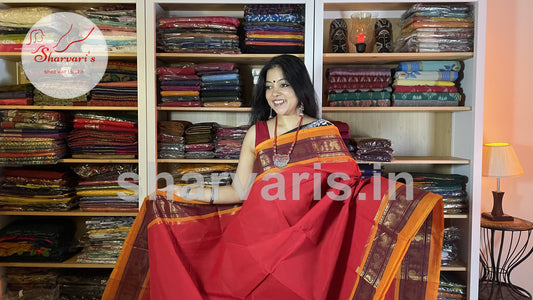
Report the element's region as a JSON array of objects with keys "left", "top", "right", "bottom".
[
  {"left": 330, "top": 18, "right": 347, "bottom": 53},
  {"left": 375, "top": 18, "right": 392, "bottom": 53}
]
